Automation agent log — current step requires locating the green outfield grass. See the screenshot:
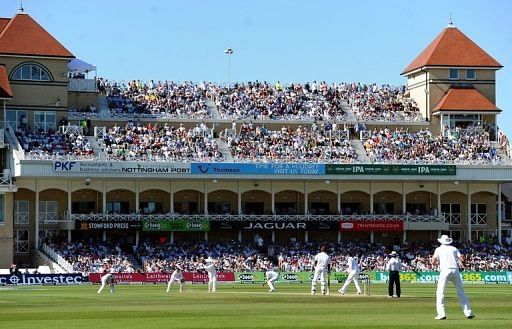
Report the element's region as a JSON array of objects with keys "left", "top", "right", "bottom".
[{"left": 1, "top": 283, "right": 511, "bottom": 328}]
